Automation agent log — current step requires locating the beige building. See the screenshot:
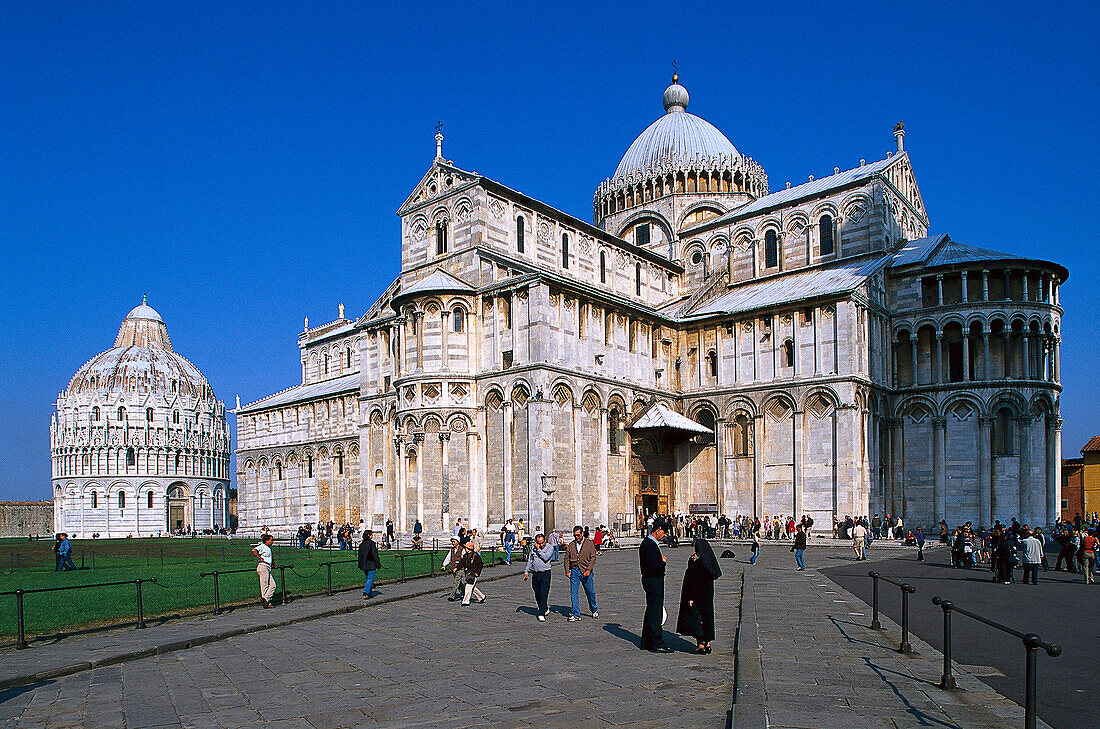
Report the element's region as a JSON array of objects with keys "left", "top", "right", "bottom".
[{"left": 236, "top": 77, "right": 1066, "bottom": 537}]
